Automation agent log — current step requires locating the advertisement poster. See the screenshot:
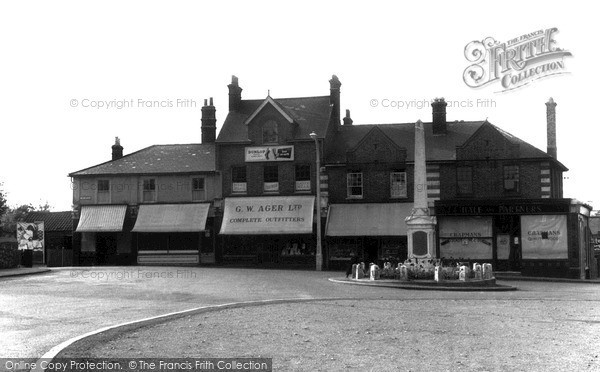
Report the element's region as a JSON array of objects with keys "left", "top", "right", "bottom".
[
  {"left": 439, "top": 217, "right": 493, "bottom": 259},
  {"left": 521, "top": 215, "right": 568, "bottom": 259},
  {"left": 245, "top": 146, "right": 294, "bottom": 162},
  {"left": 16, "top": 222, "right": 44, "bottom": 251}
]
